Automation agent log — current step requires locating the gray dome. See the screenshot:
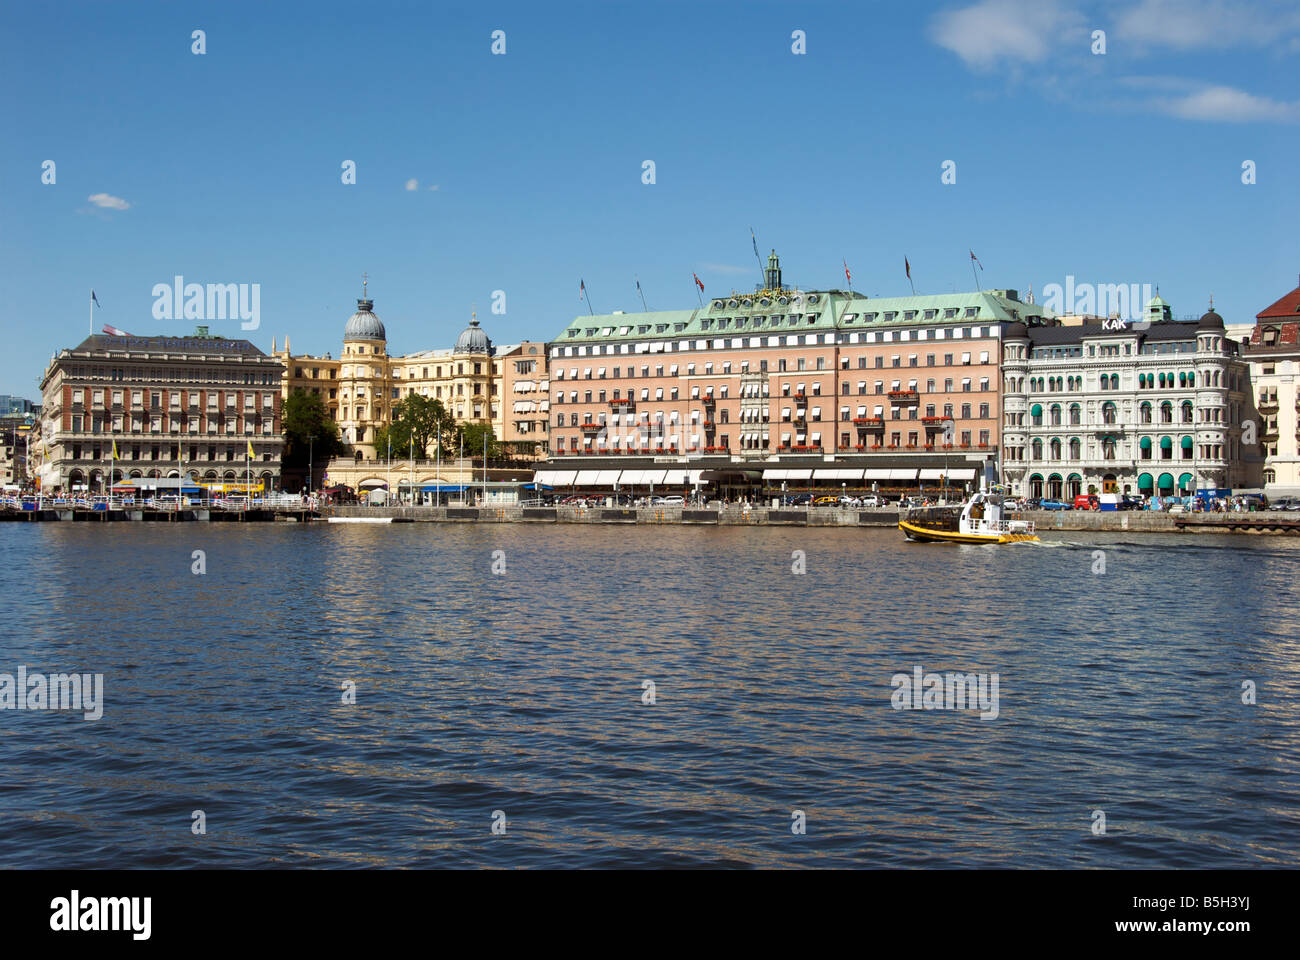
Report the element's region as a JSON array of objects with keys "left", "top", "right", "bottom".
[
  {"left": 1004, "top": 321, "right": 1029, "bottom": 339},
  {"left": 344, "top": 298, "right": 386, "bottom": 341},
  {"left": 454, "top": 316, "right": 491, "bottom": 353},
  {"left": 1197, "top": 308, "right": 1224, "bottom": 330}
]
